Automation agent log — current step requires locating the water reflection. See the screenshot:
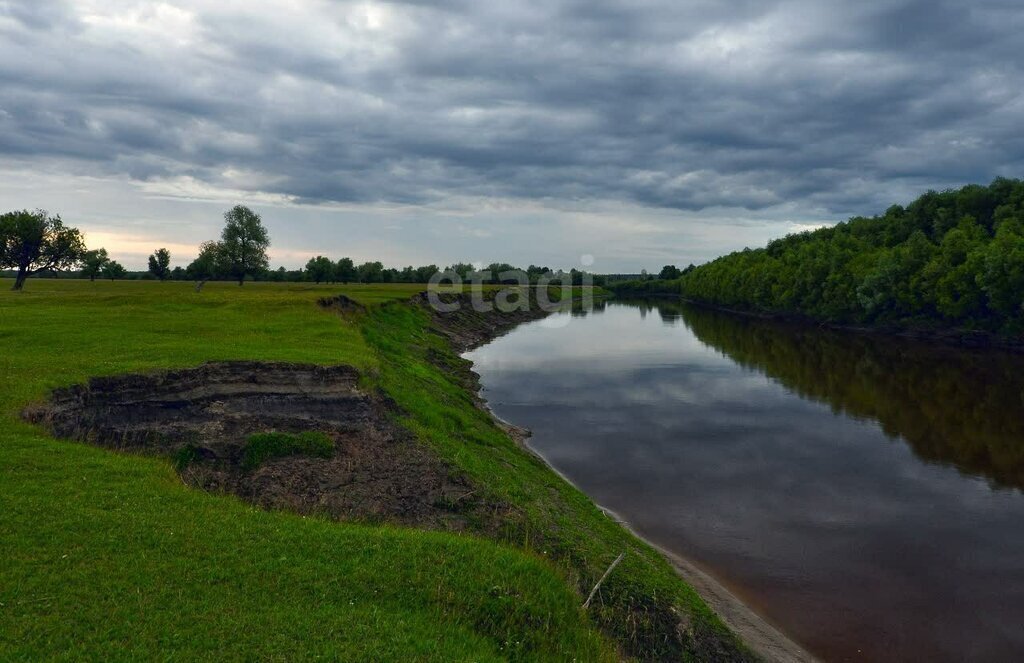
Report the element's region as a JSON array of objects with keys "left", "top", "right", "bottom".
[
  {"left": 666, "top": 299, "right": 1024, "bottom": 491},
  {"left": 467, "top": 299, "right": 1024, "bottom": 662}
]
